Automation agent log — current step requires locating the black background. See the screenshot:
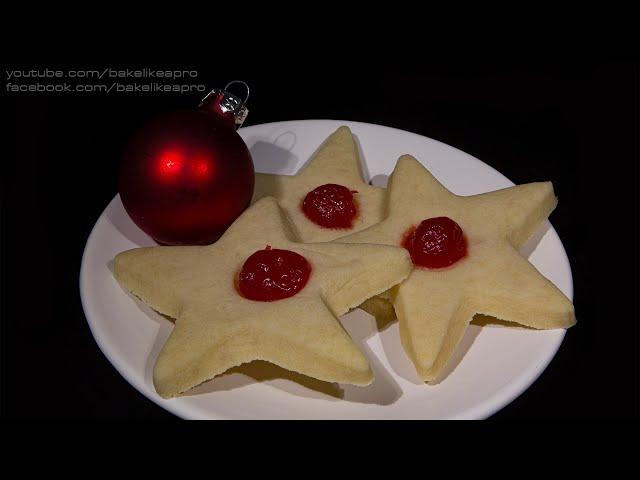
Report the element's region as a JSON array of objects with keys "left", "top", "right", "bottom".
[{"left": 2, "top": 61, "right": 638, "bottom": 419}]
